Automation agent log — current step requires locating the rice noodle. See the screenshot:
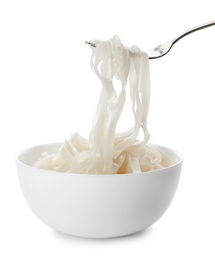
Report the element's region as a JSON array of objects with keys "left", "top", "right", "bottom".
[{"left": 34, "top": 36, "right": 171, "bottom": 174}]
